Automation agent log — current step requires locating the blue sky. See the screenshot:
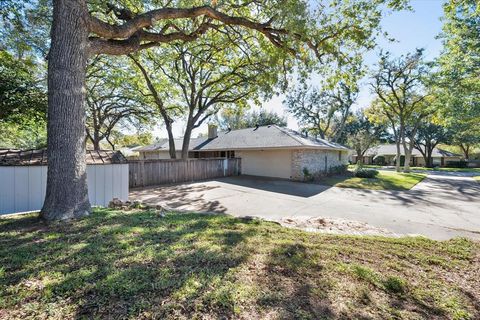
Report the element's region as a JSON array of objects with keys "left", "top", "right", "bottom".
[{"left": 157, "top": 0, "right": 446, "bottom": 138}]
